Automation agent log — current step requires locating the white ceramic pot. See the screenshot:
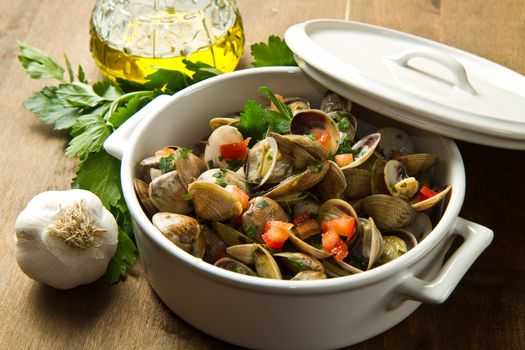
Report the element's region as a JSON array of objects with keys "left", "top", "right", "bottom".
[{"left": 104, "top": 67, "right": 493, "bottom": 350}]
